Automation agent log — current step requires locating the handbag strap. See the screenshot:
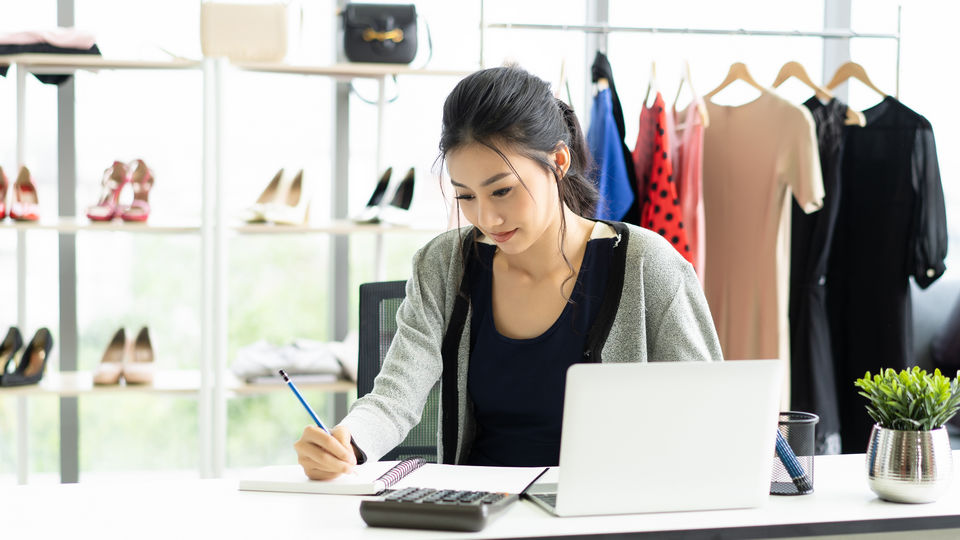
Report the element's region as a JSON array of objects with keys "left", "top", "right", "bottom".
[{"left": 347, "top": 10, "right": 433, "bottom": 106}]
